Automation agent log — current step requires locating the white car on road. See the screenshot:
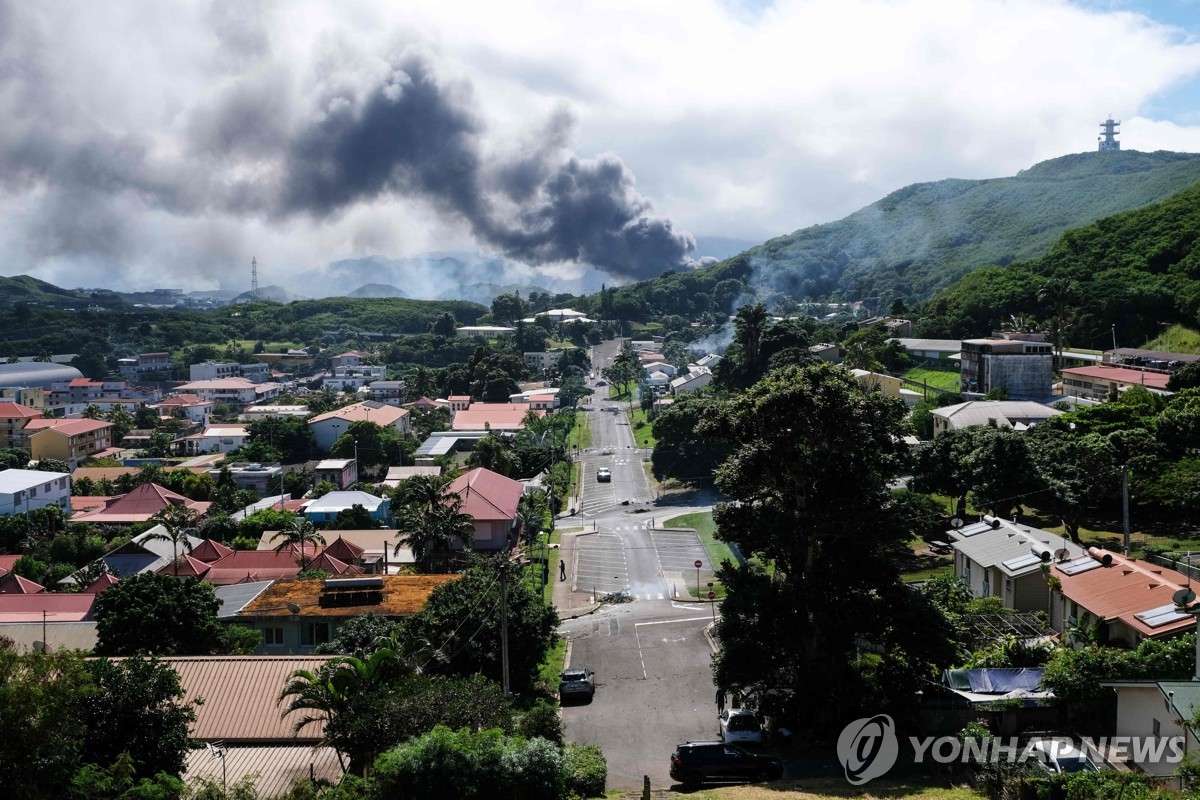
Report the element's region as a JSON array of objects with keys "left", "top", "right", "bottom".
[{"left": 719, "top": 708, "right": 763, "bottom": 744}]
